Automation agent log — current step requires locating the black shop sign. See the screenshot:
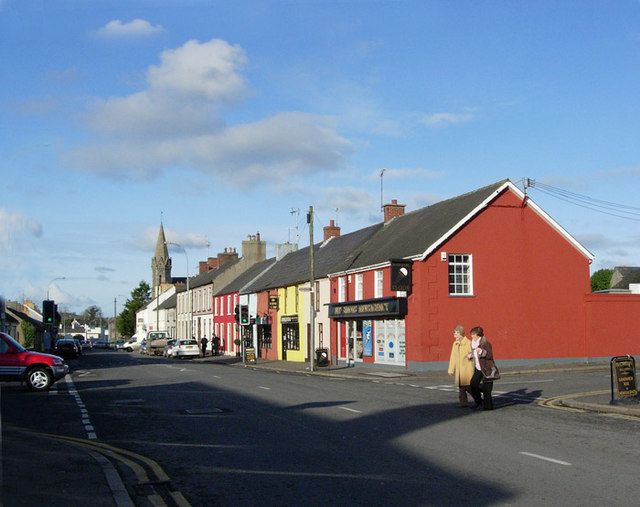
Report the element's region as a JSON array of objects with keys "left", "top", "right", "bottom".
[
  {"left": 328, "top": 297, "right": 407, "bottom": 320},
  {"left": 610, "top": 355, "right": 639, "bottom": 404}
]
